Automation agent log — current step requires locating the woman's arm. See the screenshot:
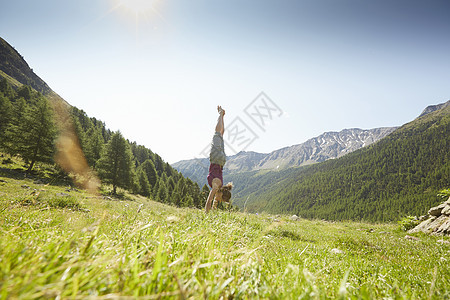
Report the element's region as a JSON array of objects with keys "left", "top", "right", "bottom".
[
  {"left": 205, "top": 187, "right": 217, "bottom": 213},
  {"left": 205, "top": 178, "right": 222, "bottom": 213}
]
